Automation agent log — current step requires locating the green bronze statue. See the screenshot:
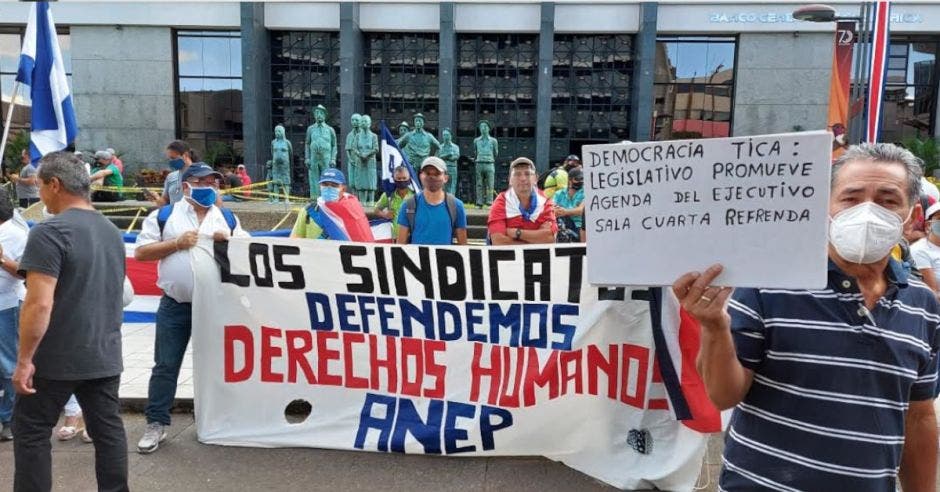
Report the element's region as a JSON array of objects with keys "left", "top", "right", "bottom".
[
  {"left": 397, "top": 113, "right": 440, "bottom": 170},
  {"left": 345, "top": 113, "right": 362, "bottom": 199},
  {"left": 473, "top": 120, "right": 498, "bottom": 207},
  {"left": 438, "top": 128, "right": 460, "bottom": 195},
  {"left": 396, "top": 121, "right": 410, "bottom": 143},
  {"left": 355, "top": 114, "right": 379, "bottom": 205},
  {"left": 304, "top": 104, "right": 337, "bottom": 199},
  {"left": 270, "top": 124, "right": 293, "bottom": 203}
]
